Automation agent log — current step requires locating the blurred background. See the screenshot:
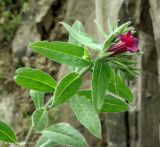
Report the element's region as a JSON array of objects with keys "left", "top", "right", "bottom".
[{"left": 0, "top": 0, "right": 160, "bottom": 147}]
